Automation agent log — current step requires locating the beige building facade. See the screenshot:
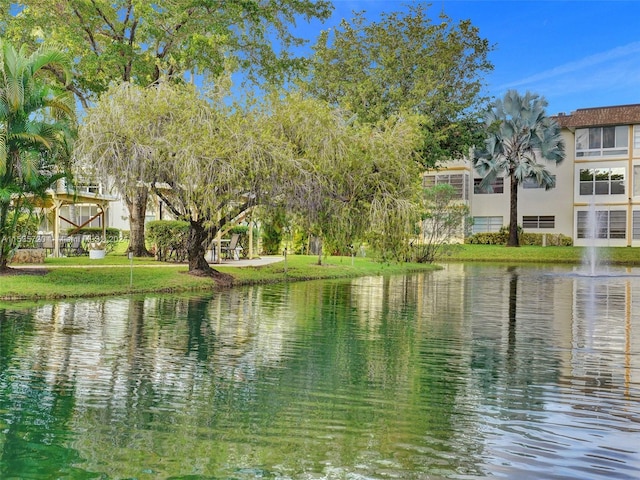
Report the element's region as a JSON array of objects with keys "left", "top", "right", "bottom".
[{"left": 424, "top": 104, "right": 640, "bottom": 247}]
